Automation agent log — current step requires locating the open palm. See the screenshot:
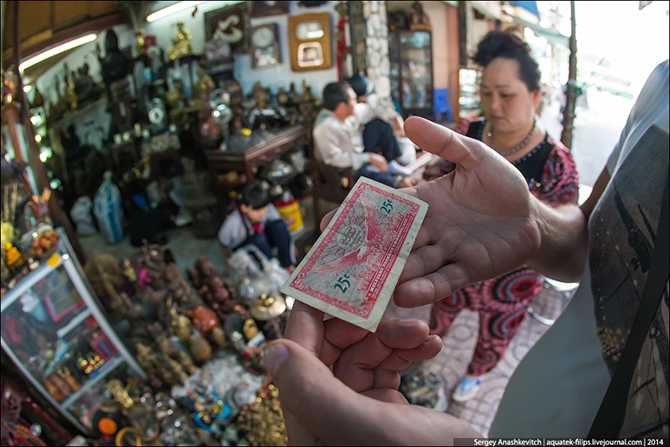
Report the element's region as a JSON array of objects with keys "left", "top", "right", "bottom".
[
  {"left": 320, "top": 116, "right": 542, "bottom": 308},
  {"left": 397, "top": 116, "right": 541, "bottom": 306},
  {"left": 272, "top": 301, "right": 478, "bottom": 445}
]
